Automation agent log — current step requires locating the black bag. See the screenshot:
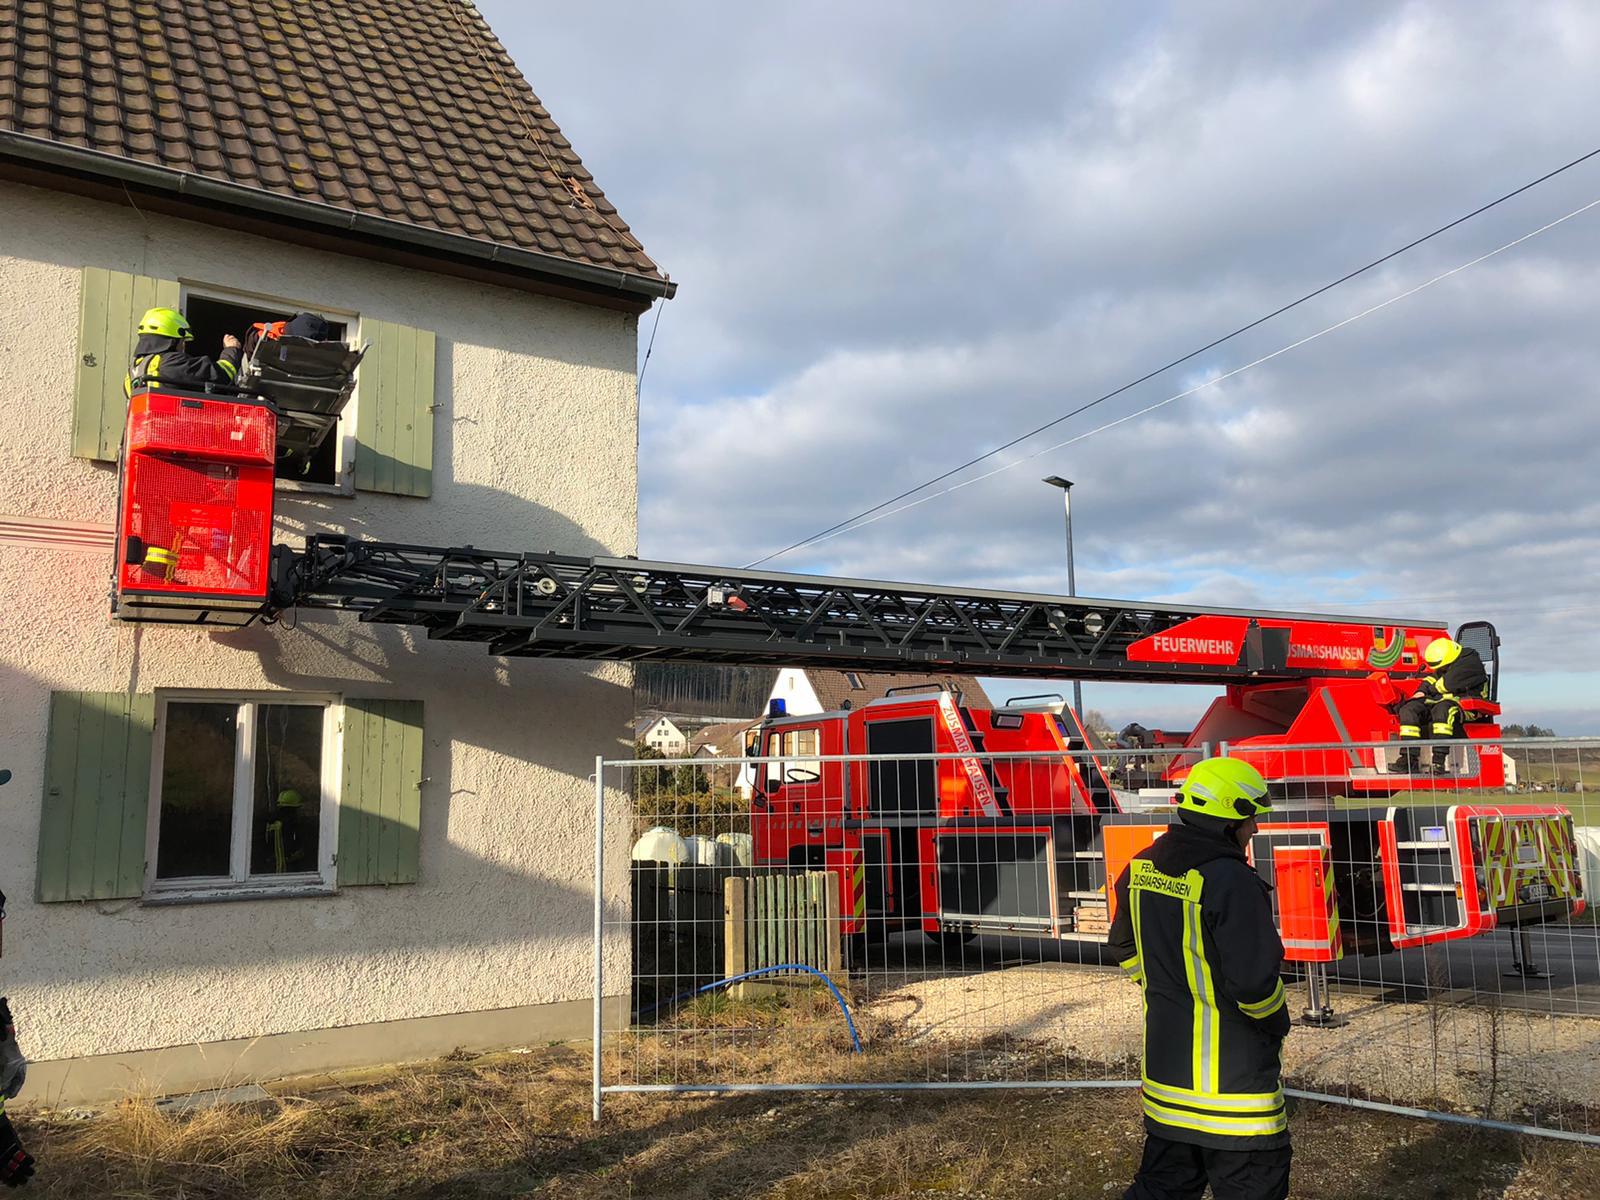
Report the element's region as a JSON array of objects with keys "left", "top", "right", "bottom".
[{"left": 282, "top": 312, "right": 333, "bottom": 341}]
